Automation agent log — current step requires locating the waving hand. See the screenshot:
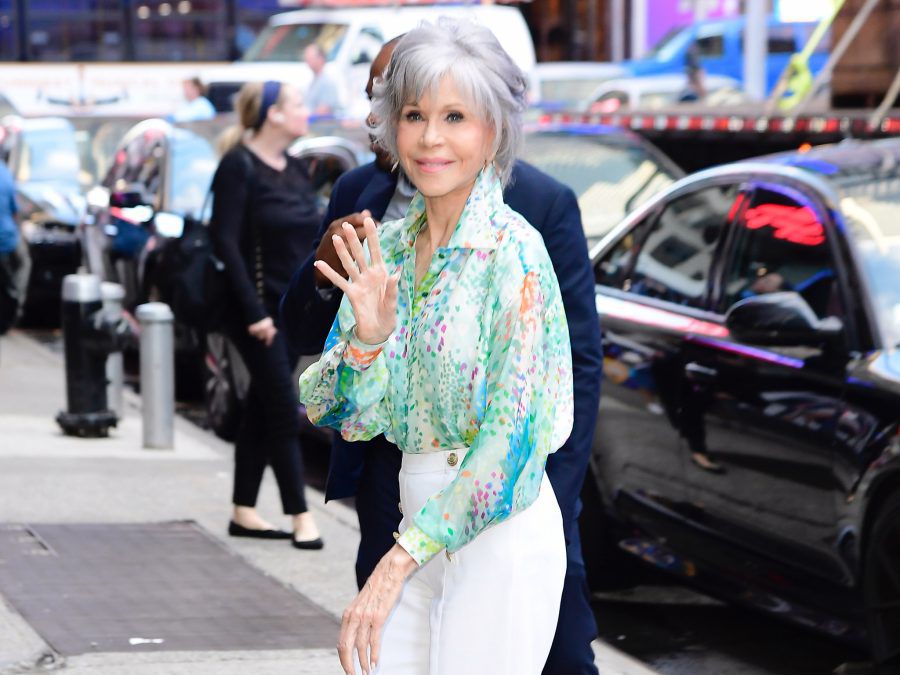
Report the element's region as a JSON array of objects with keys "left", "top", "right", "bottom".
[{"left": 313, "top": 217, "right": 399, "bottom": 345}]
